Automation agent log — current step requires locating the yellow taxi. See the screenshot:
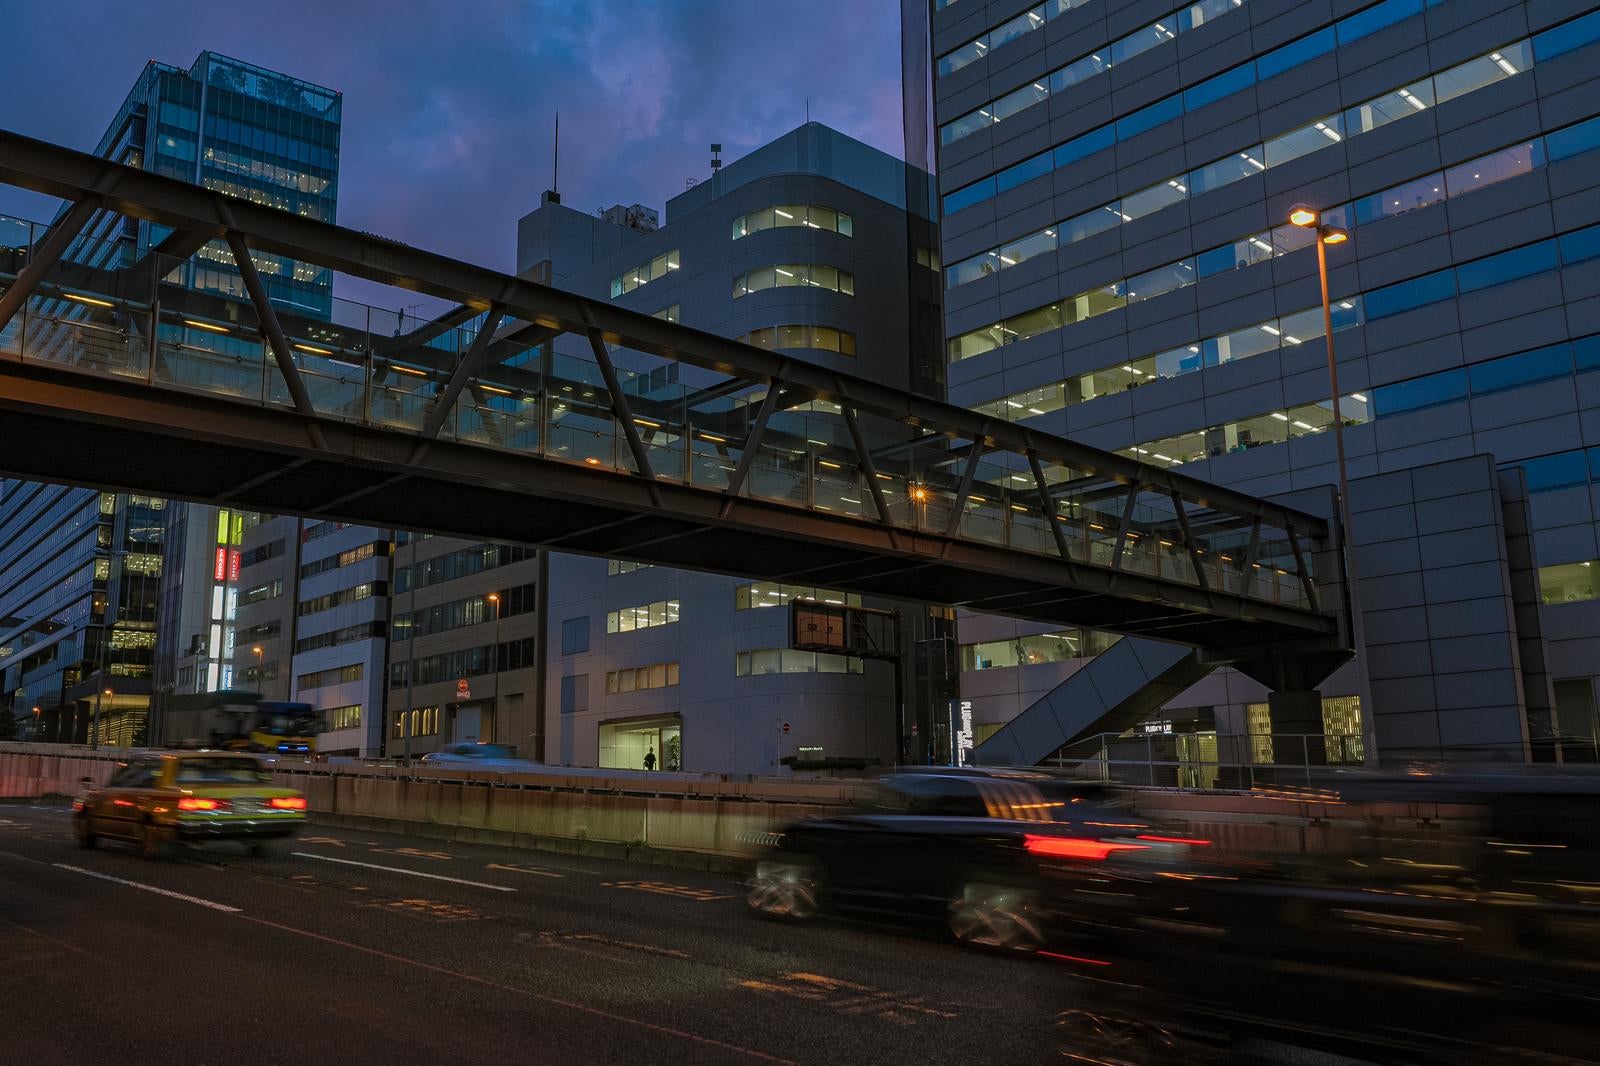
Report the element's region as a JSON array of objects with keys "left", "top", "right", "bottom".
[{"left": 73, "top": 751, "right": 307, "bottom": 859}]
